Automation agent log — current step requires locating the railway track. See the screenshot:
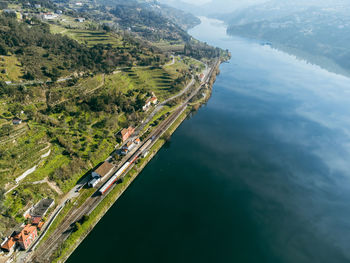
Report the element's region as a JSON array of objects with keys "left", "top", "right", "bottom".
[
  {"left": 27, "top": 105, "right": 187, "bottom": 262},
  {"left": 29, "top": 196, "right": 101, "bottom": 262},
  {"left": 26, "top": 59, "right": 220, "bottom": 263}
]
